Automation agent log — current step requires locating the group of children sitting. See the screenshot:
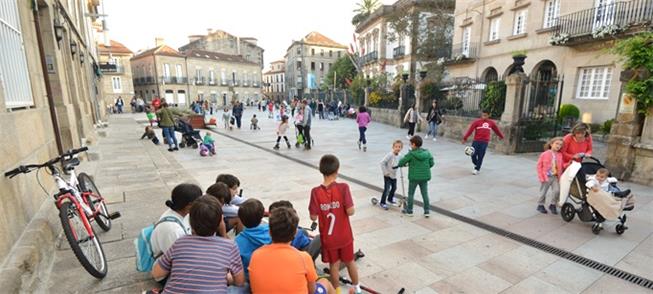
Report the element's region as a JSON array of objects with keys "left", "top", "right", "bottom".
[{"left": 145, "top": 155, "right": 365, "bottom": 294}]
